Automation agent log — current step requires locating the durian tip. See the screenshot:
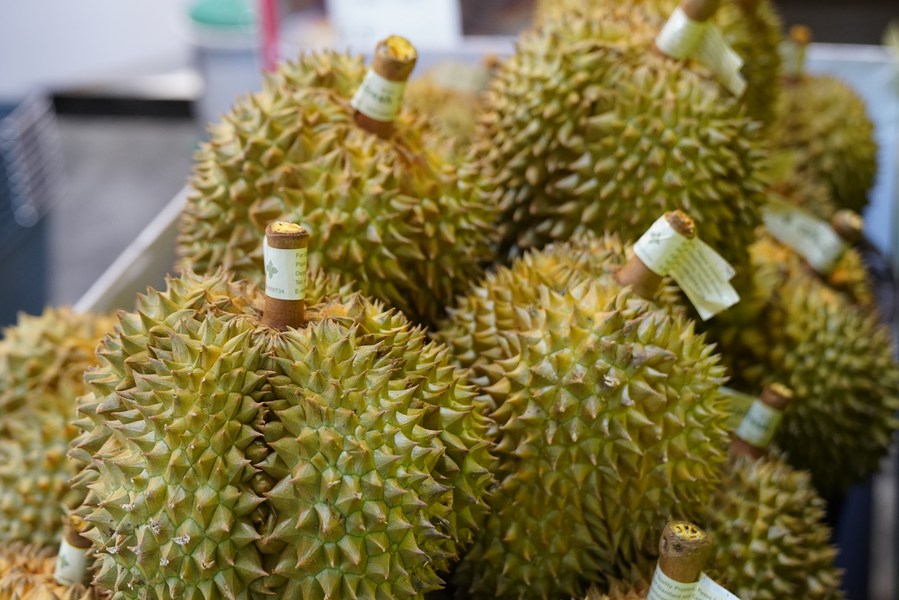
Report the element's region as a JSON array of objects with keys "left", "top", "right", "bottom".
[
  {"left": 658, "top": 521, "right": 712, "bottom": 583},
  {"left": 762, "top": 383, "right": 794, "bottom": 410},
  {"left": 262, "top": 221, "right": 309, "bottom": 330},
  {"left": 680, "top": 0, "right": 720, "bottom": 22},
  {"left": 831, "top": 210, "right": 863, "bottom": 244},
  {"left": 665, "top": 209, "right": 696, "bottom": 239},
  {"left": 374, "top": 35, "right": 418, "bottom": 81}
]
